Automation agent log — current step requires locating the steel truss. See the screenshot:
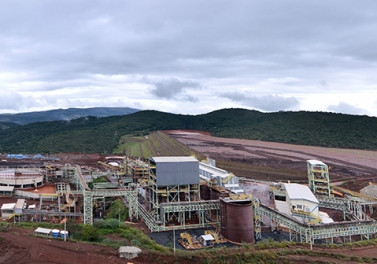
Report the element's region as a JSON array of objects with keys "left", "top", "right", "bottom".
[
  {"left": 318, "top": 195, "right": 375, "bottom": 221},
  {"left": 252, "top": 198, "right": 262, "bottom": 240},
  {"left": 255, "top": 203, "right": 377, "bottom": 244},
  {"left": 148, "top": 166, "right": 200, "bottom": 224},
  {"left": 68, "top": 166, "right": 138, "bottom": 225},
  {"left": 307, "top": 161, "right": 331, "bottom": 196}
]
